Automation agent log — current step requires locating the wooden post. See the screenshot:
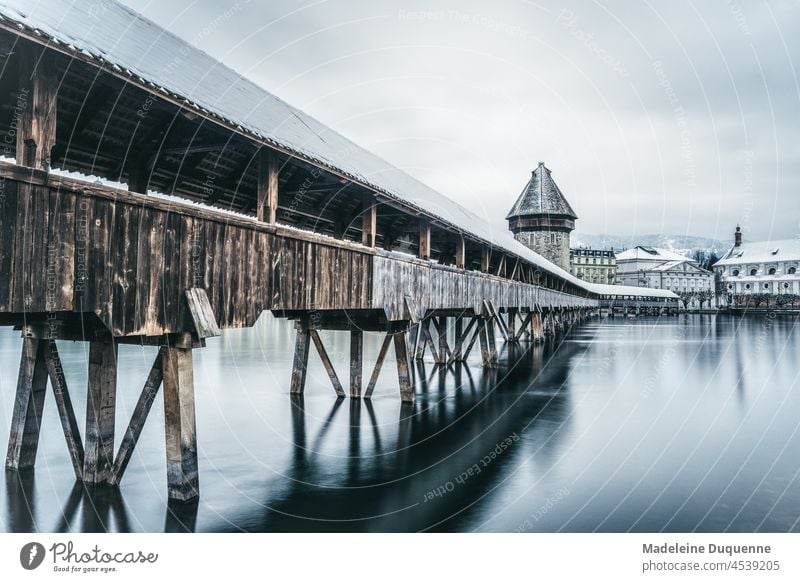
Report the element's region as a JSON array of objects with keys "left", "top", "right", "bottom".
[
  {"left": 163, "top": 345, "right": 199, "bottom": 502},
  {"left": 414, "top": 322, "right": 429, "bottom": 360},
  {"left": 481, "top": 248, "right": 490, "bottom": 273},
  {"left": 350, "top": 328, "right": 363, "bottom": 398},
  {"left": 364, "top": 334, "right": 393, "bottom": 399},
  {"left": 83, "top": 341, "right": 118, "bottom": 485},
  {"left": 309, "top": 330, "right": 346, "bottom": 397},
  {"left": 507, "top": 308, "right": 518, "bottom": 343},
  {"left": 436, "top": 317, "right": 450, "bottom": 363},
  {"left": 455, "top": 236, "right": 465, "bottom": 269},
  {"left": 361, "top": 193, "right": 377, "bottom": 247},
  {"left": 127, "top": 154, "right": 150, "bottom": 194},
  {"left": 485, "top": 317, "right": 498, "bottom": 366},
  {"left": 290, "top": 323, "right": 311, "bottom": 394},
  {"left": 5, "top": 338, "right": 48, "bottom": 470},
  {"left": 478, "top": 320, "right": 491, "bottom": 367},
  {"left": 257, "top": 149, "right": 279, "bottom": 224},
  {"left": 16, "top": 44, "right": 58, "bottom": 170},
  {"left": 394, "top": 332, "right": 415, "bottom": 403},
  {"left": 419, "top": 220, "right": 431, "bottom": 260}
]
